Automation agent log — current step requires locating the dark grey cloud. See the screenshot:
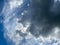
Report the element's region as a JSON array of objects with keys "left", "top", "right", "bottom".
[{"left": 29, "top": 0, "right": 60, "bottom": 37}]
